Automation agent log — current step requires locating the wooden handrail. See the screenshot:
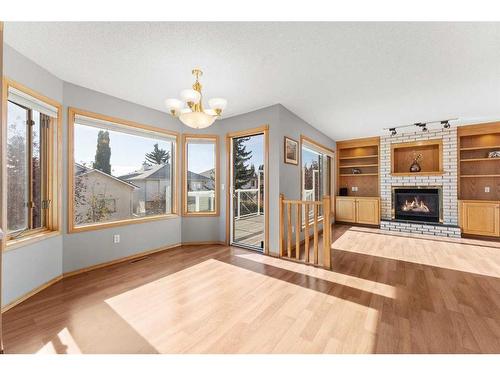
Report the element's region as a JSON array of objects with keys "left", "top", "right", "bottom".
[
  {"left": 279, "top": 194, "right": 332, "bottom": 269},
  {"left": 282, "top": 199, "right": 322, "bottom": 205}
]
